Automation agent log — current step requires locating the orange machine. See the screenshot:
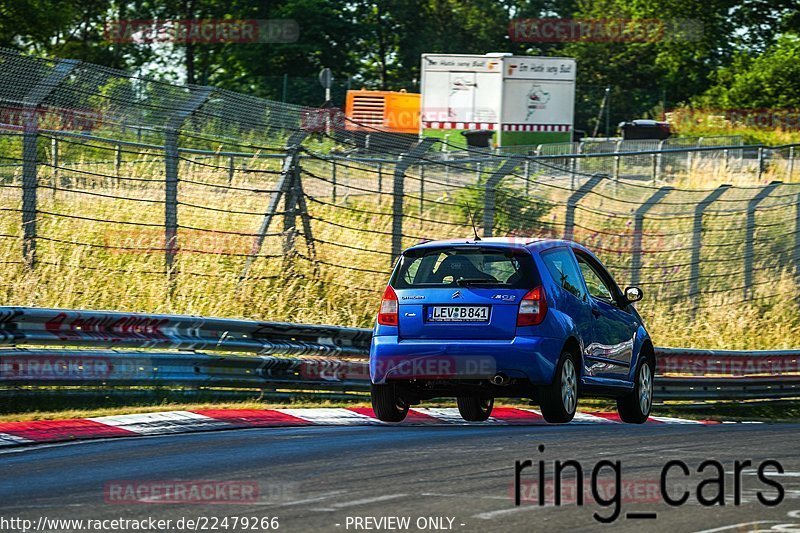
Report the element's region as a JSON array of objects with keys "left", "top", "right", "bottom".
[{"left": 344, "top": 89, "right": 420, "bottom": 134}]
